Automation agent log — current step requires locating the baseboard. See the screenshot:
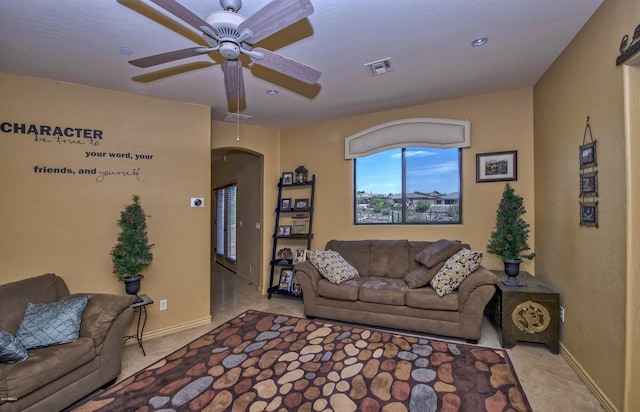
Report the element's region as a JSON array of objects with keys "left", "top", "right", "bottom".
[
  {"left": 125, "top": 315, "right": 213, "bottom": 344},
  {"left": 560, "top": 342, "right": 619, "bottom": 412}
]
